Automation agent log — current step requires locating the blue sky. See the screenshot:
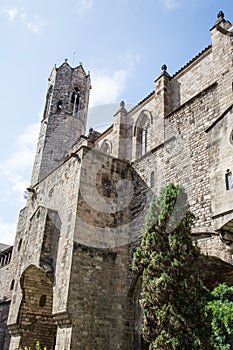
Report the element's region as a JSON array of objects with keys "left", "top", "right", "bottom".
[{"left": 0, "top": 0, "right": 232, "bottom": 245}]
